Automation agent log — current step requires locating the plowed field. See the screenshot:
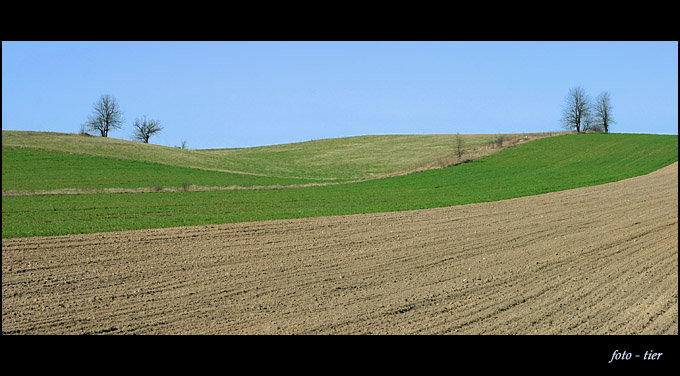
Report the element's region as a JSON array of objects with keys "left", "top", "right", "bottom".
[{"left": 2, "top": 163, "right": 677, "bottom": 334}]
